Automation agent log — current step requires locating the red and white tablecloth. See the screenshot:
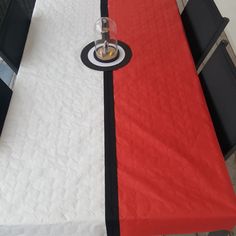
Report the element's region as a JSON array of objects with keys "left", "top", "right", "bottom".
[{"left": 0, "top": 0, "right": 235, "bottom": 235}]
